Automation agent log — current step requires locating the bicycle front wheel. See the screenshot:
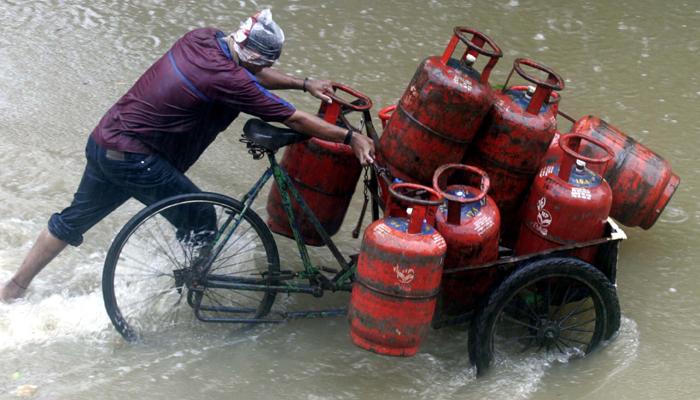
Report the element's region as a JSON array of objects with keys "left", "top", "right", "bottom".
[{"left": 102, "top": 192, "right": 280, "bottom": 341}]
